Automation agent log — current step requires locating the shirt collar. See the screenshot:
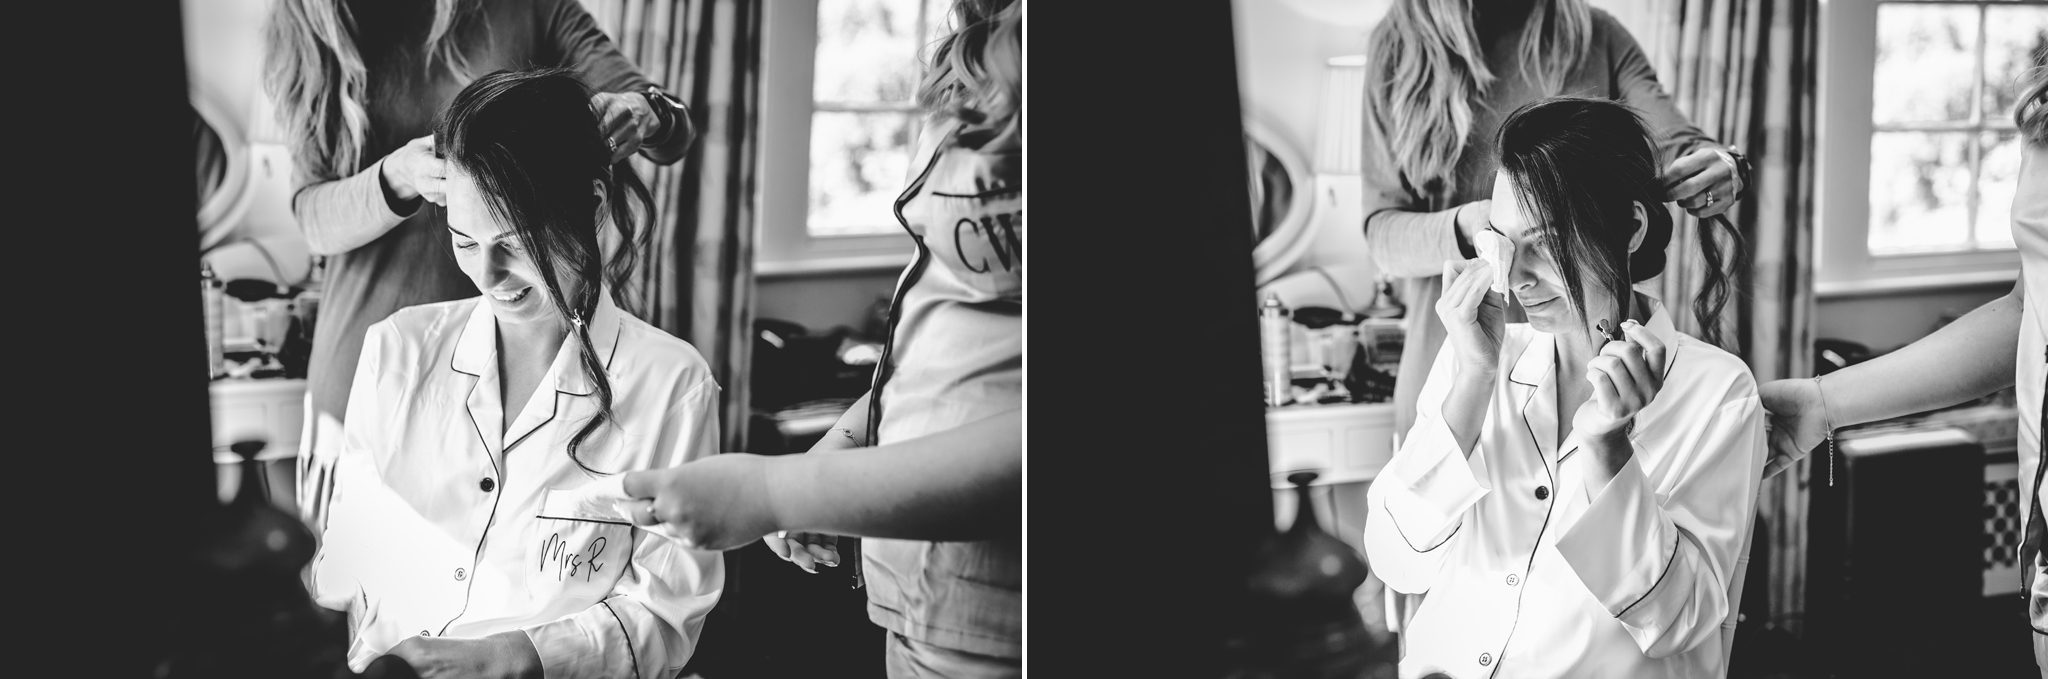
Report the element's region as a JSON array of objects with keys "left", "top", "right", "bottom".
[
  {"left": 450, "top": 289, "right": 625, "bottom": 397},
  {"left": 1638, "top": 297, "right": 1682, "bottom": 379}
]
